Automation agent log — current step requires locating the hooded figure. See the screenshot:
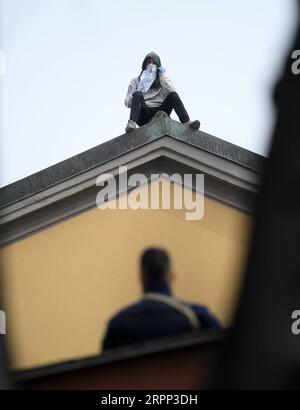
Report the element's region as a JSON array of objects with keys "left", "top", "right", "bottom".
[
  {"left": 141, "top": 51, "right": 161, "bottom": 70},
  {"left": 124, "top": 51, "right": 200, "bottom": 133},
  {"left": 139, "top": 51, "right": 162, "bottom": 91}
]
